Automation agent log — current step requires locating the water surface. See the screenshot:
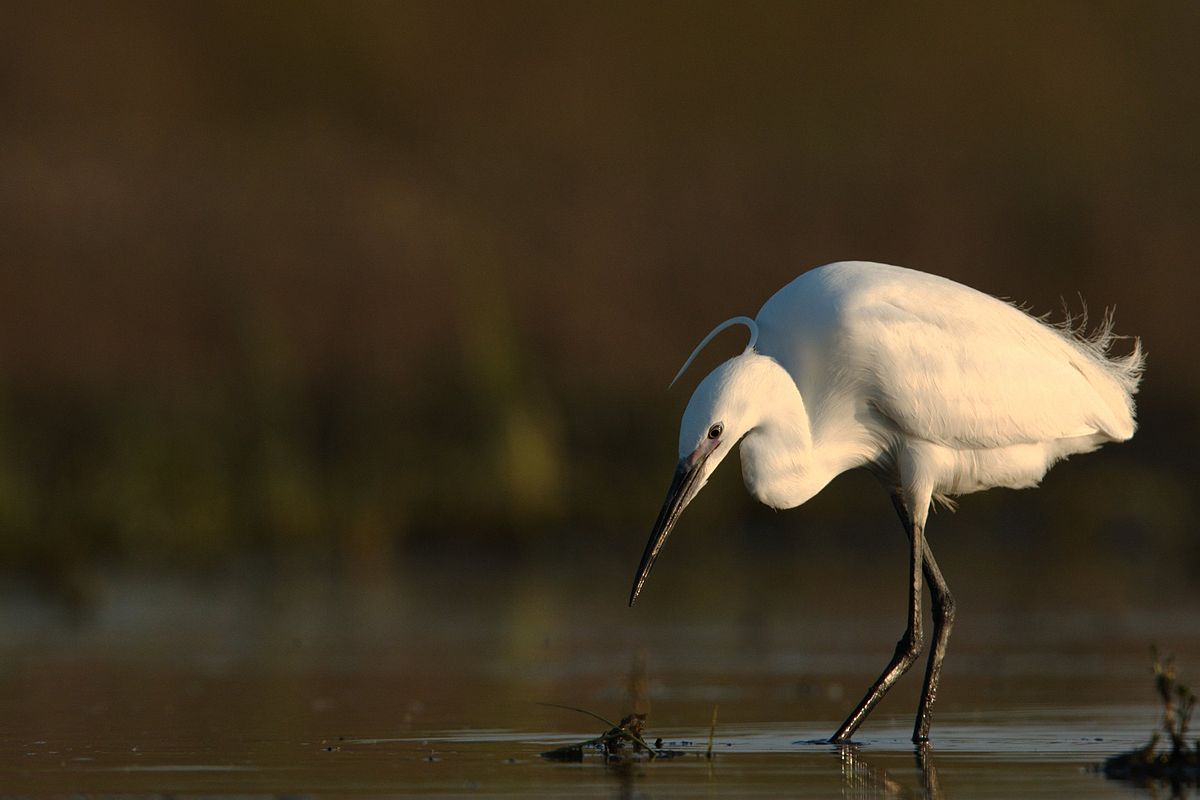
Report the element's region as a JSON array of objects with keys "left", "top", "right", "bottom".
[{"left": 1, "top": 557, "right": 1197, "bottom": 797}]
